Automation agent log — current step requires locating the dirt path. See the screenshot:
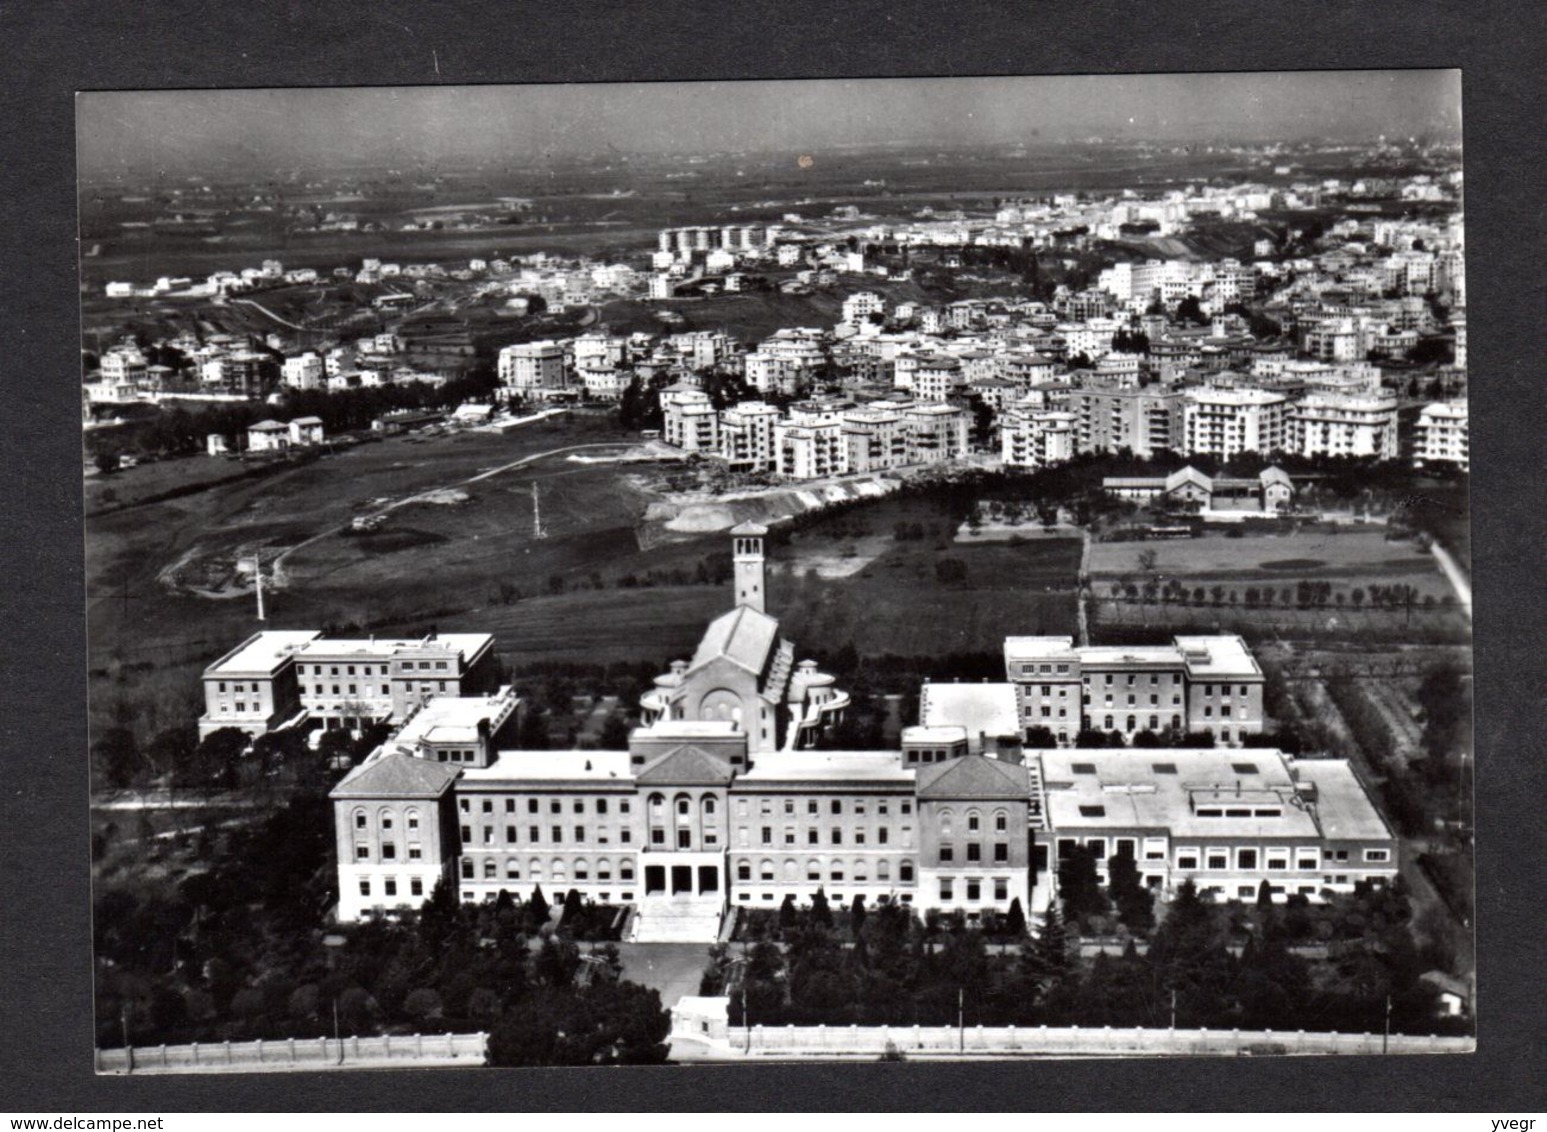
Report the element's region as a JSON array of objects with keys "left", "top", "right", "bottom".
[{"left": 267, "top": 441, "right": 630, "bottom": 587}]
